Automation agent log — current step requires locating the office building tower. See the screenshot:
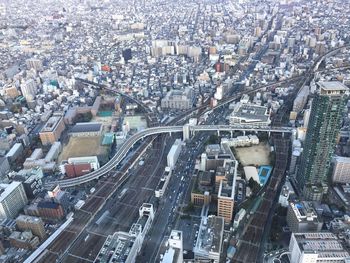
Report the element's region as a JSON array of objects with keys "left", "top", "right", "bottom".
[
  {"left": 289, "top": 140, "right": 302, "bottom": 175},
  {"left": 217, "top": 159, "right": 237, "bottom": 223},
  {"left": 287, "top": 202, "right": 322, "bottom": 233},
  {"left": 37, "top": 201, "right": 64, "bottom": 220},
  {"left": 332, "top": 156, "right": 350, "bottom": 183},
  {"left": 161, "top": 88, "right": 194, "bottom": 110},
  {"left": 296, "top": 82, "right": 347, "bottom": 200},
  {"left": 95, "top": 204, "right": 154, "bottom": 263},
  {"left": 160, "top": 230, "right": 183, "bottom": 263},
  {"left": 122, "top": 48, "right": 132, "bottom": 62},
  {"left": 20, "top": 79, "right": 37, "bottom": 102},
  {"left": 0, "top": 182, "right": 28, "bottom": 219},
  {"left": 39, "top": 114, "right": 65, "bottom": 145},
  {"left": 26, "top": 58, "right": 43, "bottom": 71},
  {"left": 3, "top": 85, "right": 20, "bottom": 98},
  {"left": 194, "top": 215, "right": 224, "bottom": 262},
  {"left": 9, "top": 231, "right": 39, "bottom": 250},
  {"left": 289, "top": 232, "right": 350, "bottom": 263},
  {"left": 16, "top": 215, "right": 46, "bottom": 240},
  {"left": 0, "top": 157, "right": 10, "bottom": 179}
]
